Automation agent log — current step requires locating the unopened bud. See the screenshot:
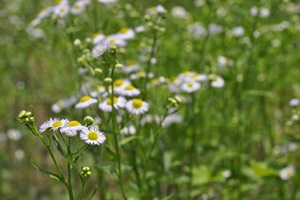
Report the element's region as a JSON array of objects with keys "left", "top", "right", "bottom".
[
  {"left": 74, "top": 39, "right": 81, "bottom": 46},
  {"left": 115, "top": 63, "right": 123, "bottom": 70},
  {"left": 84, "top": 116, "right": 94, "bottom": 126},
  {"left": 104, "top": 77, "right": 113, "bottom": 84},
  {"left": 94, "top": 68, "right": 102, "bottom": 75}
]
